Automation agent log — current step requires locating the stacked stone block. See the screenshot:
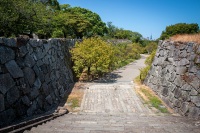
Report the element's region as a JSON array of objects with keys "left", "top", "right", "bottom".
[
  {"left": 0, "top": 38, "right": 74, "bottom": 127},
  {"left": 145, "top": 40, "right": 200, "bottom": 119}
]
